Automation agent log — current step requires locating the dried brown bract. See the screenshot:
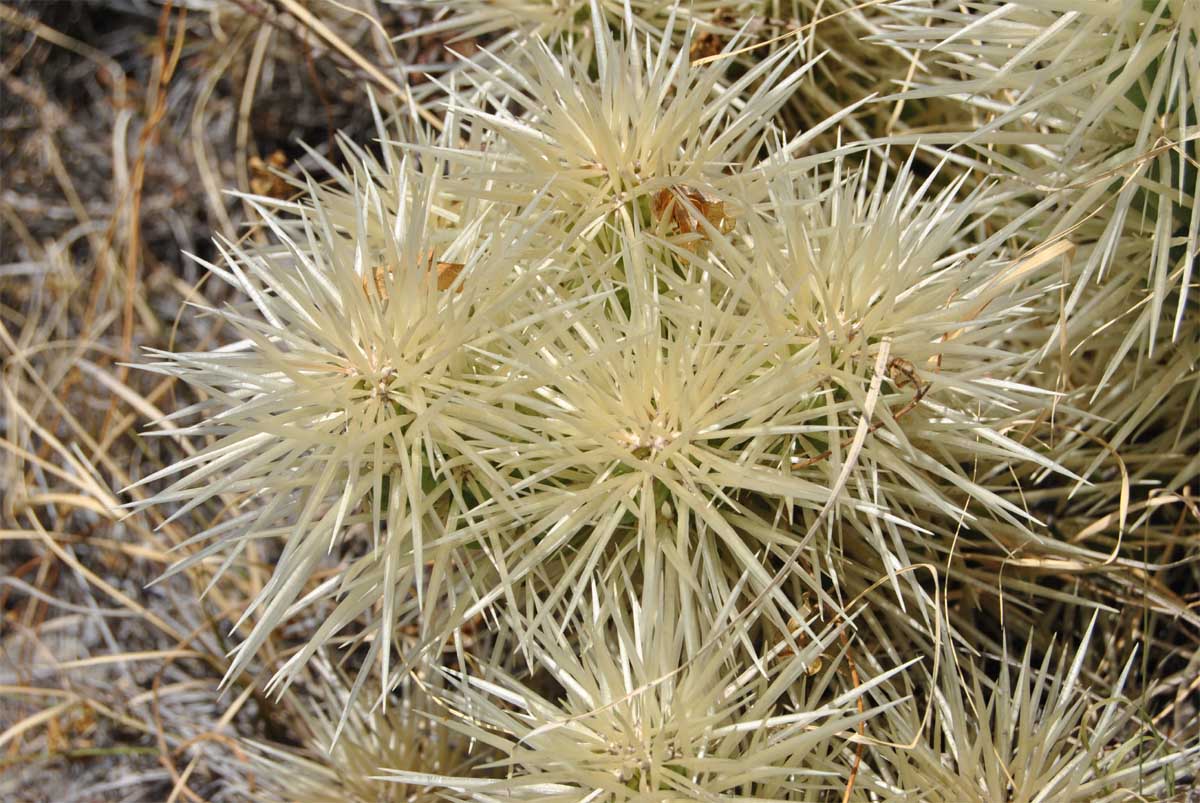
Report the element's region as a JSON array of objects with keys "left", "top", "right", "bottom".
[
  {"left": 689, "top": 32, "right": 724, "bottom": 63},
  {"left": 652, "top": 186, "right": 734, "bottom": 244},
  {"left": 361, "top": 257, "right": 466, "bottom": 299},
  {"left": 249, "top": 150, "right": 291, "bottom": 199},
  {"left": 689, "top": 7, "right": 737, "bottom": 63}
]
